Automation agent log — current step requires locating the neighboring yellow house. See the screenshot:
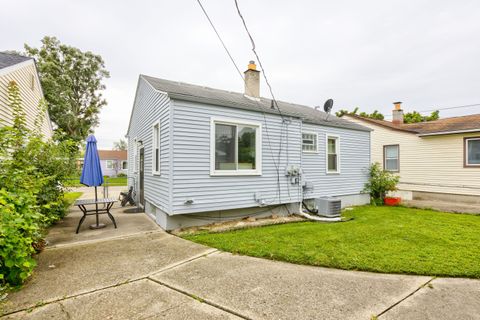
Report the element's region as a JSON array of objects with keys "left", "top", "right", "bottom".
[
  {"left": 344, "top": 103, "right": 480, "bottom": 202},
  {"left": 0, "top": 52, "right": 53, "bottom": 138}
]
